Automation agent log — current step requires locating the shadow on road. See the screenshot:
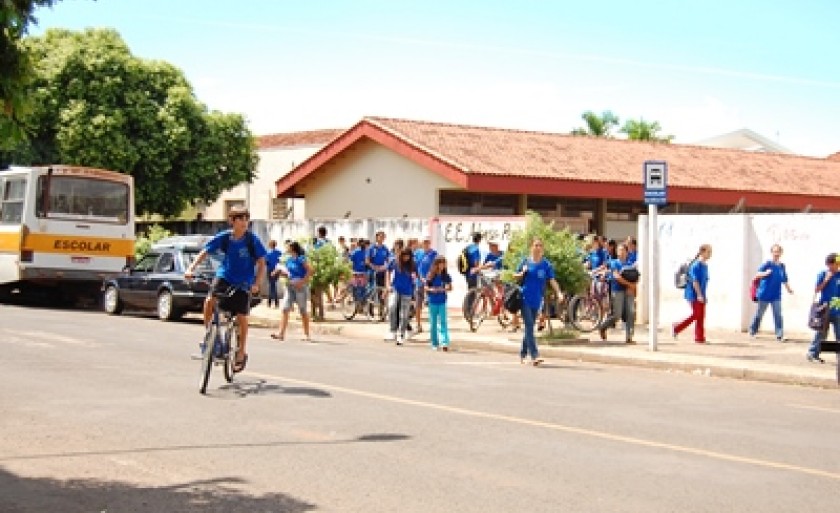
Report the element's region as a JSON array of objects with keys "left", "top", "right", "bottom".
[
  {"left": 0, "top": 470, "right": 316, "bottom": 513},
  {"left": 215, "top": 379, "right": 332, "bottom": 399}
]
